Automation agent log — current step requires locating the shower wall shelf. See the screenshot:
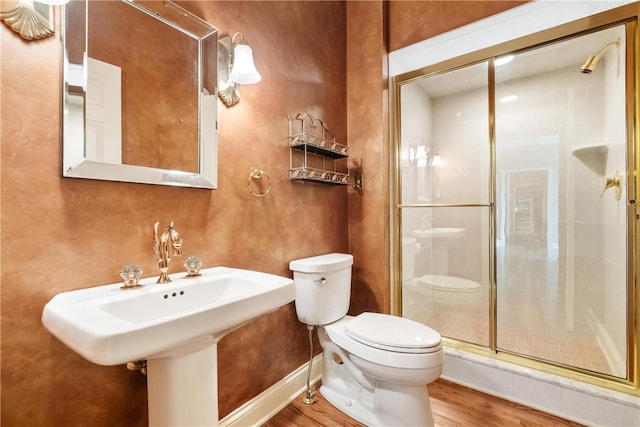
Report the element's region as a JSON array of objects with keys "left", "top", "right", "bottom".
[
  {"left": 570, "top": 142, "right": 608, "bottom": 156},
  {"left": 571, "top": 142, "right": 608, "bottom": 175},
  {"left": 288, "top": 113, "right": 349, "bottom": 185}
]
